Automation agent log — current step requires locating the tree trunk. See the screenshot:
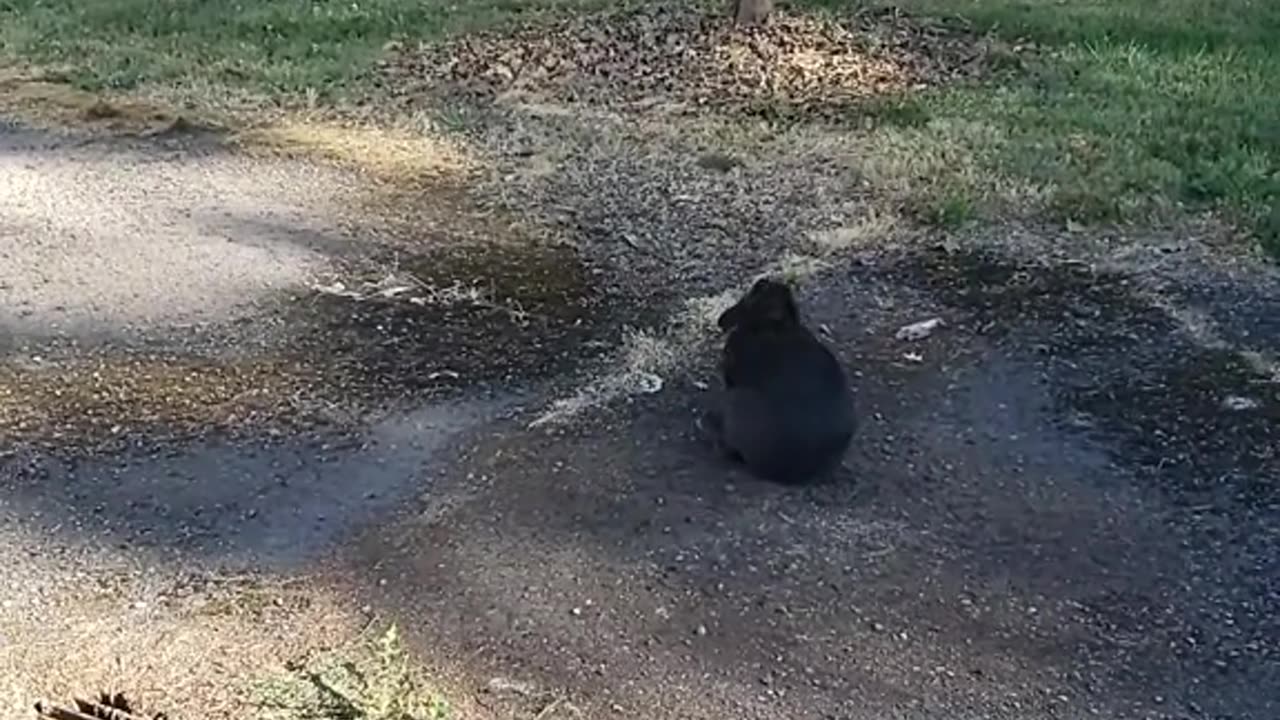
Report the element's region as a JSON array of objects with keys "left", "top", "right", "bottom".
[{"left": 730, "top": 0, "right": 773, "bottom": 26}]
